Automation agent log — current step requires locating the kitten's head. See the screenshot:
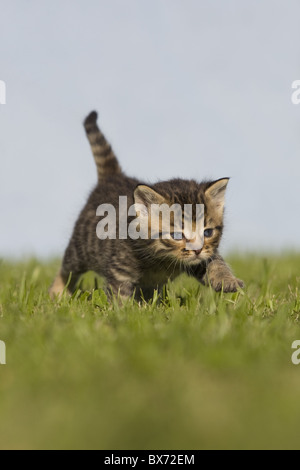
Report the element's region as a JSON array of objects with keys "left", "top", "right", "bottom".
[{"left": 133, "top": 178, "right": 229, "bottom": 265}]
